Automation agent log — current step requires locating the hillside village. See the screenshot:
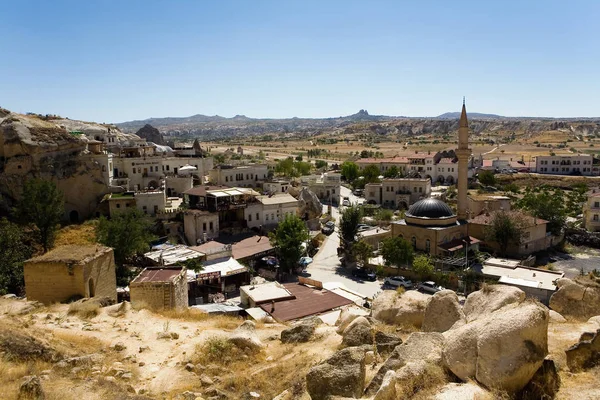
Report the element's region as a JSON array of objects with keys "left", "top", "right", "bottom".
[{"left": 1, "top": 103, "right": 600, "bottom": 399}]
